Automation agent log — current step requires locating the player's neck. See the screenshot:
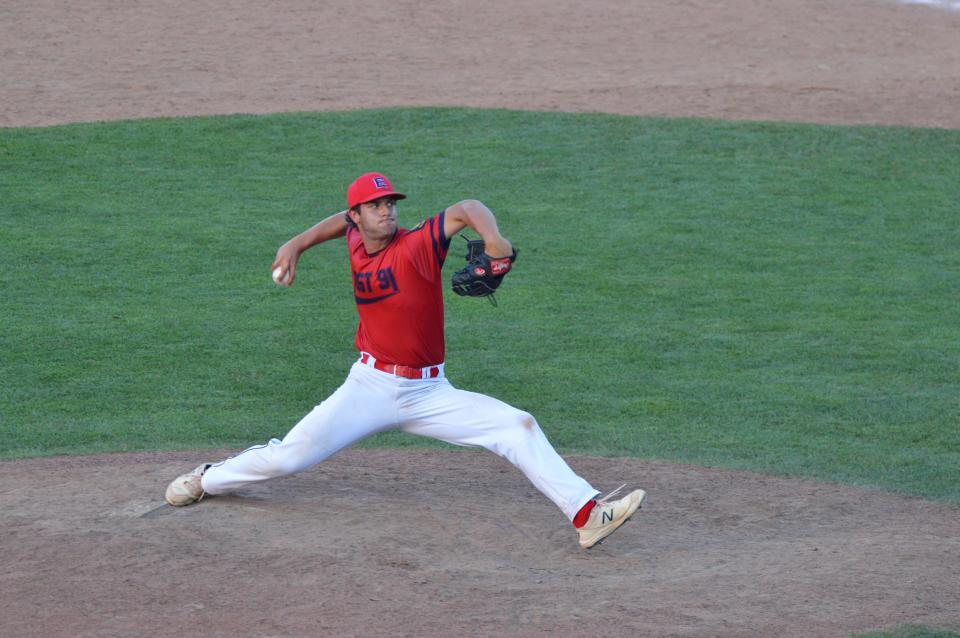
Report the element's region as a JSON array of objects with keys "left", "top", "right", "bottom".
[{"left": 359, "top": 229, "right": 397, "bottom": 255}]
